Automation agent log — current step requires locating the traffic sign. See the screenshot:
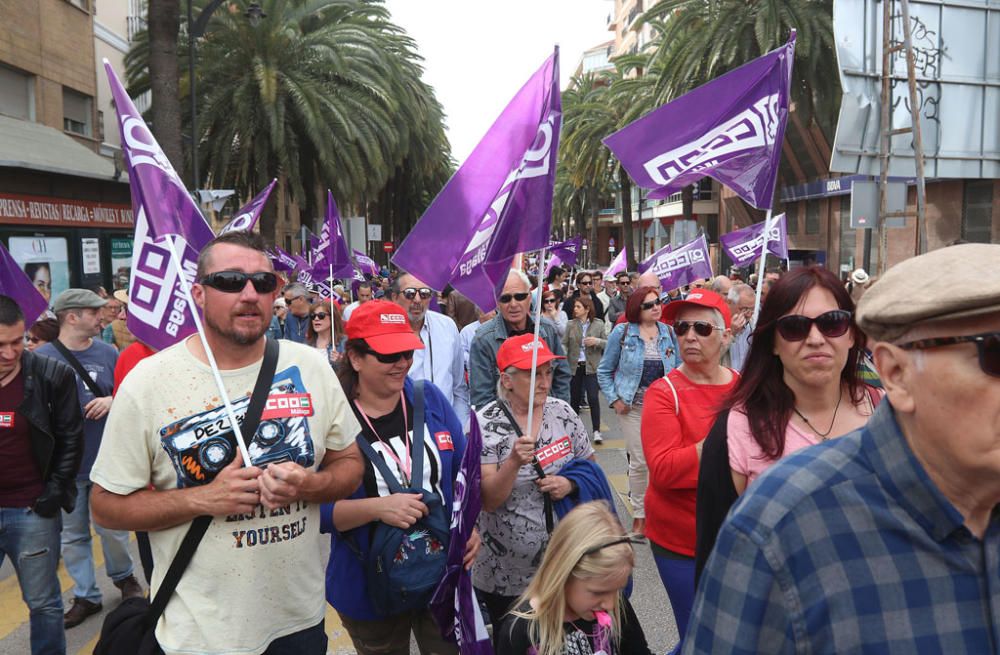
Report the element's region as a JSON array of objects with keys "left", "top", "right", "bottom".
[
  {"left": 383, "top": 242, "right": 394, "bottom": 252},
  {"left": 609, "top": 237, "right": 616, "bottom": 247}
]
